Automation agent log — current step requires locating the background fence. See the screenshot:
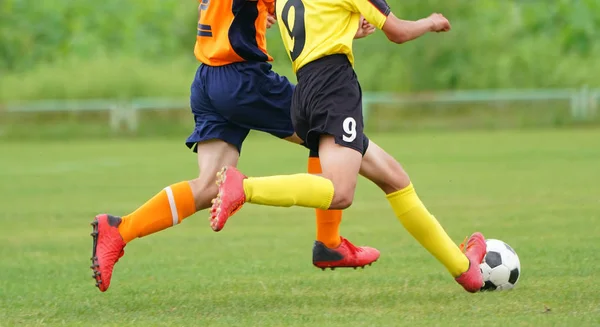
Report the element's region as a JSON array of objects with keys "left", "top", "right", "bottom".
[{"left": 2, "top": 87, "right": 597, "bottom": 135}]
